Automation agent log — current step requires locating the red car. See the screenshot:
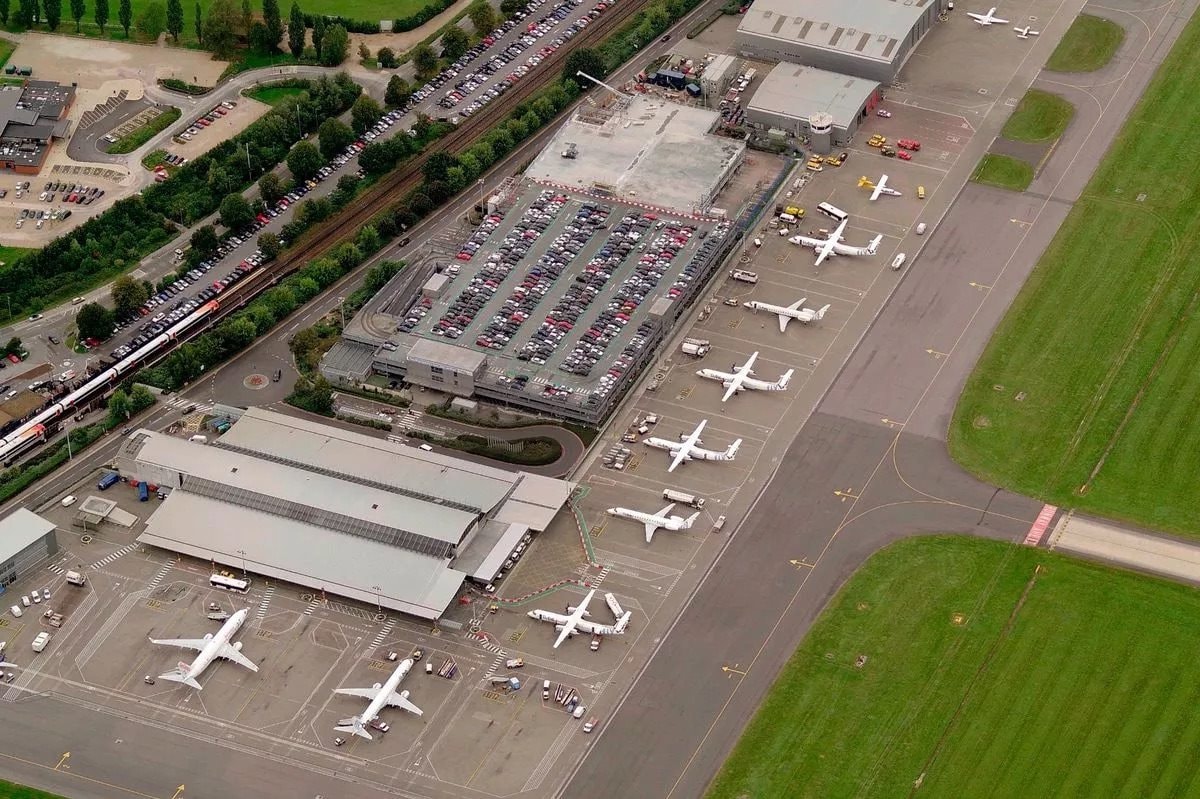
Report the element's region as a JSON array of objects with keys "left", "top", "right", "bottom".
[
  {"left": 898, "top": 138, "right": 921, "bottom": 151},
  {"left": 897, "top": 150, "right": 912, "bottom": 161}
]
